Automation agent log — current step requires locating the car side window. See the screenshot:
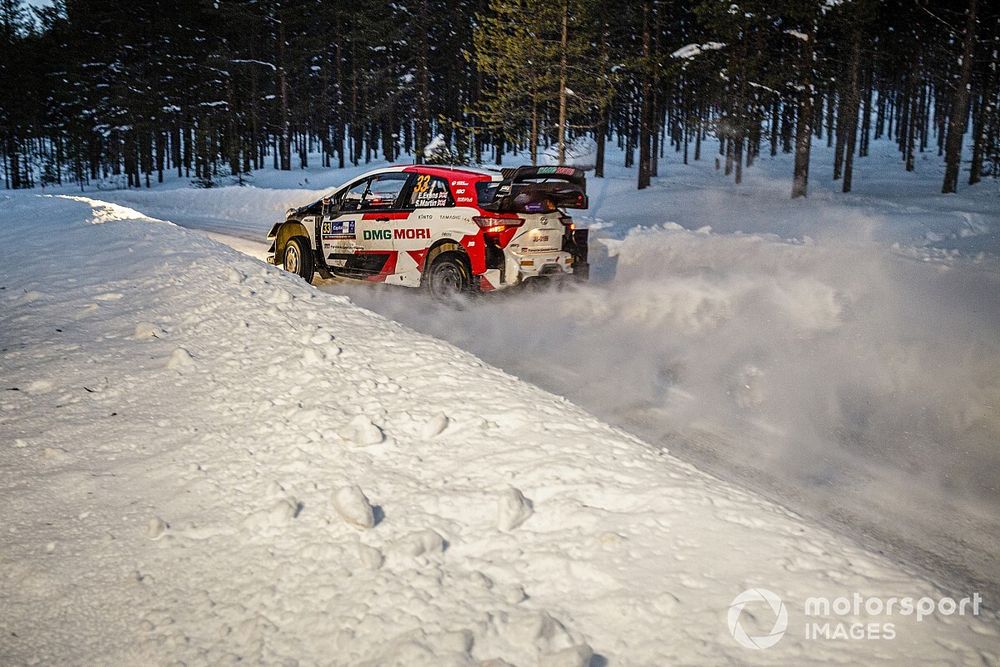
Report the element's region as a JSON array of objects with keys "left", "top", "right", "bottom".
[
  {"left": 361, "top": 173, "right": 410, "bottom": 211},
  {"left": 337, "top": 173, "right": 410, "bottom": 212},
  {"left": 409, "top": 174, "right": 454, "bottom": 208},
  {"left": 338, "top": 179, "right": 368, "bottom": 212}
]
